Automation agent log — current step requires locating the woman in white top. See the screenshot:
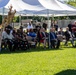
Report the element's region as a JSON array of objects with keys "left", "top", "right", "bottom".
[{"left": 2, "top": 26, "right": 16, "bottom": 51}]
